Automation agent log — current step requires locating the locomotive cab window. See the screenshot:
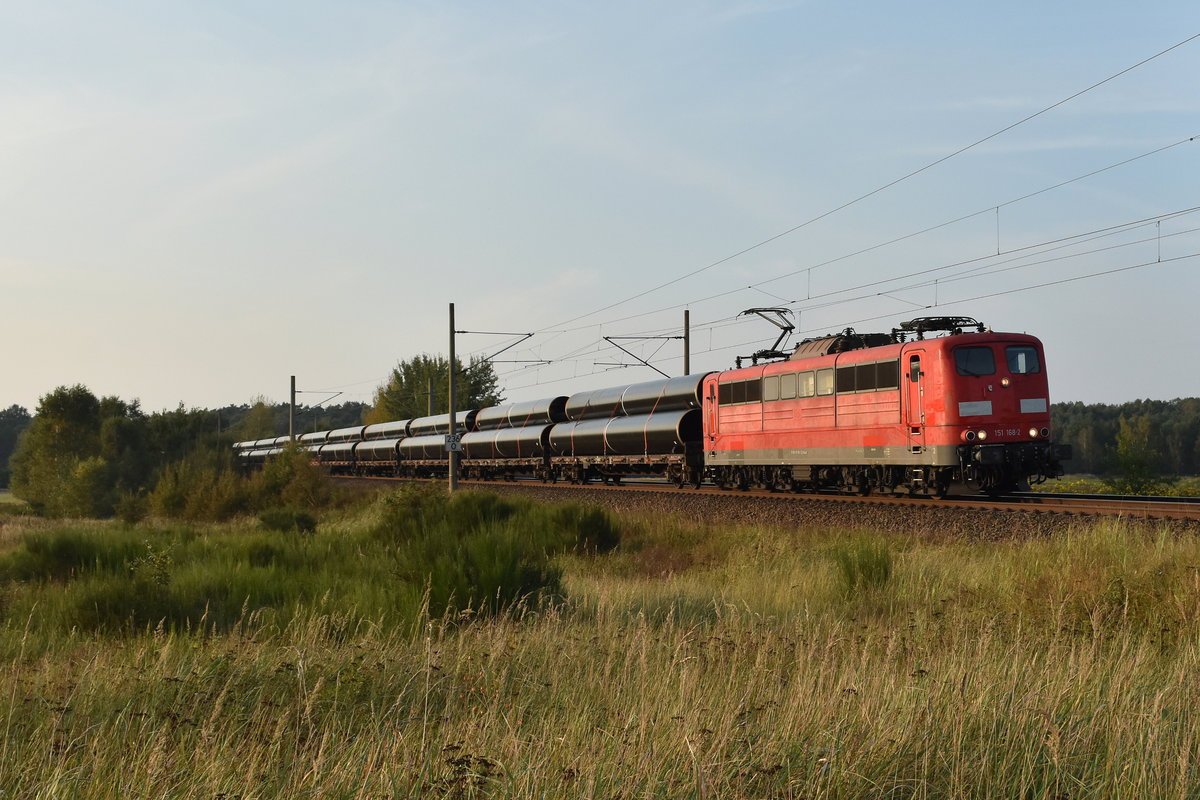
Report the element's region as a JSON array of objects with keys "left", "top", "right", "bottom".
[
  {"left": 1006, "top": 346, "right": 1041, "bottom": 374},
  {"left": 954, "top": 346, "right": 996, "bottom": 377}
]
